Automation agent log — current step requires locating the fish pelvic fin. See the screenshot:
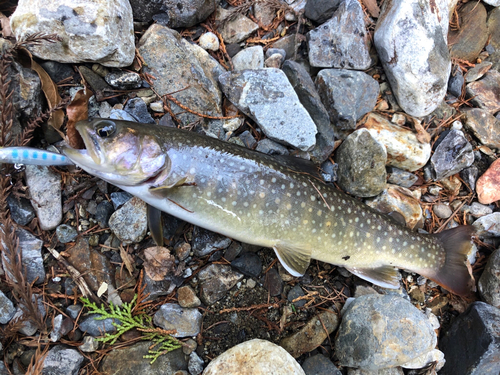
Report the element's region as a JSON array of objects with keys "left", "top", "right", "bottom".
[
  {"left": 424, "top": 225, "right": 476, "bottom": 297},
  {"left": 346, "top": 266, "right": 401, "bottom": 289},
  {"left": 147, "top": 204, "right": 164, "bottom": 246},
  {"left": 273, "top": 242, "right": 312, "bottom": 277}
]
